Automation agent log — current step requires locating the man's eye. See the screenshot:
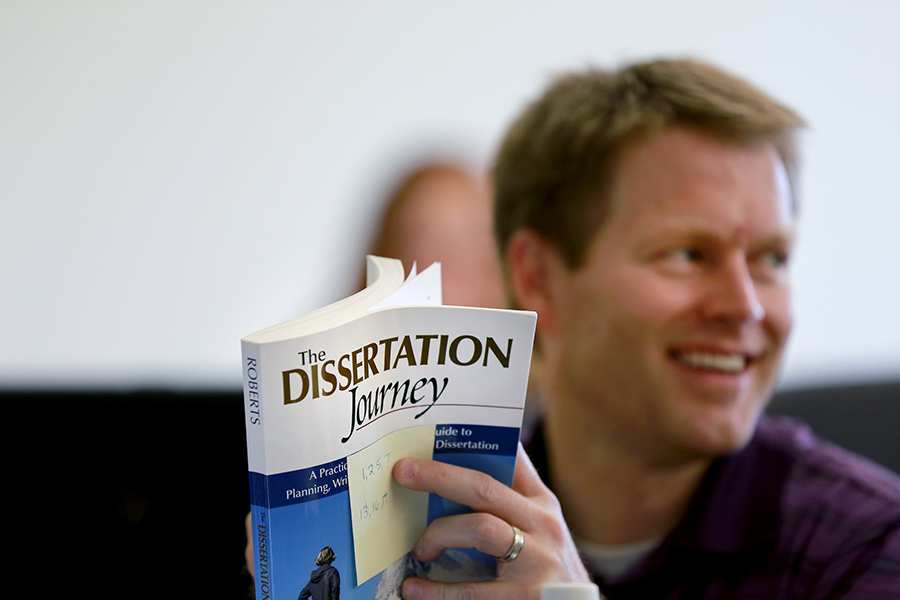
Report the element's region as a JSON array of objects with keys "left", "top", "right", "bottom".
[
  {"left": 757, "top": 250, "right": 789, "bottom": 268},
  {"left": 670, "top": 248, "right": 704, "bottom": 262}
]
